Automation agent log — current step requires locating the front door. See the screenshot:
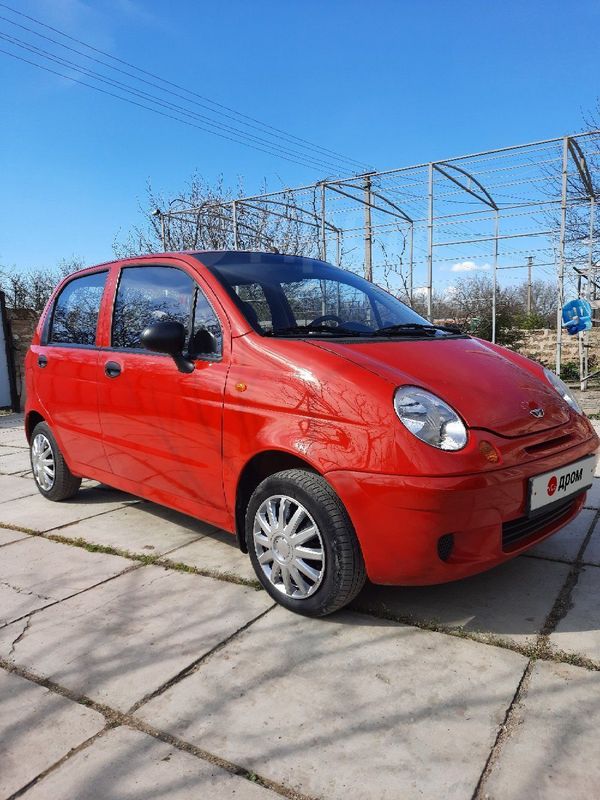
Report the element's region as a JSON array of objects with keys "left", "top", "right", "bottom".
[{"left": 97, "top": 264, "right": 228, "bottom": 525}]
